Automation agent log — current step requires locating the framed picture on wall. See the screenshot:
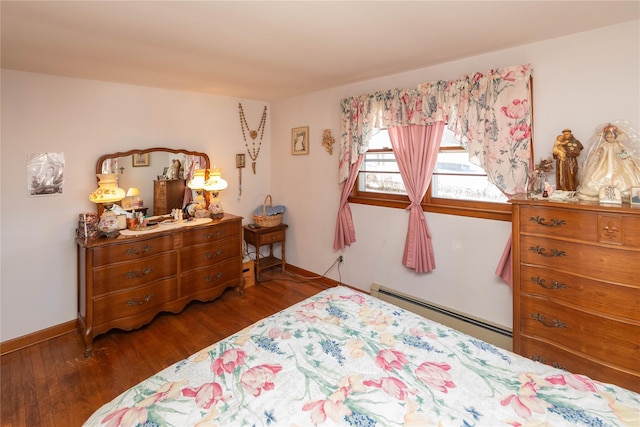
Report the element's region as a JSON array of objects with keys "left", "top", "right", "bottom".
[
  {"left": 133, "top": 153, "right": 150, "bottom": 167},
  {"left": 631, "top": 187, "right": 640, "bottom": 205},
  {"left": 291, "top": 126, "right": 309, "bottom": 155}
]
